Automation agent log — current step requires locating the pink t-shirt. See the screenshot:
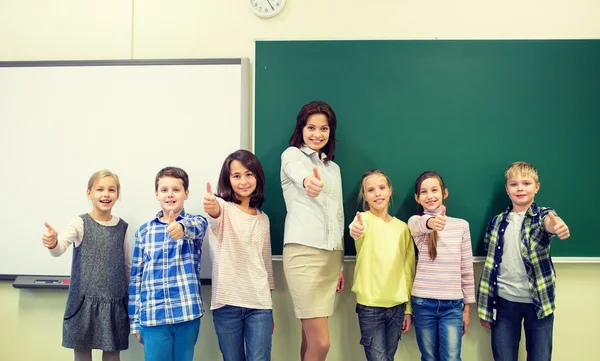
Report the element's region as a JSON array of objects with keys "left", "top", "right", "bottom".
[{"left": 207, "top": 197, "right": 275, "bottom": 310}]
